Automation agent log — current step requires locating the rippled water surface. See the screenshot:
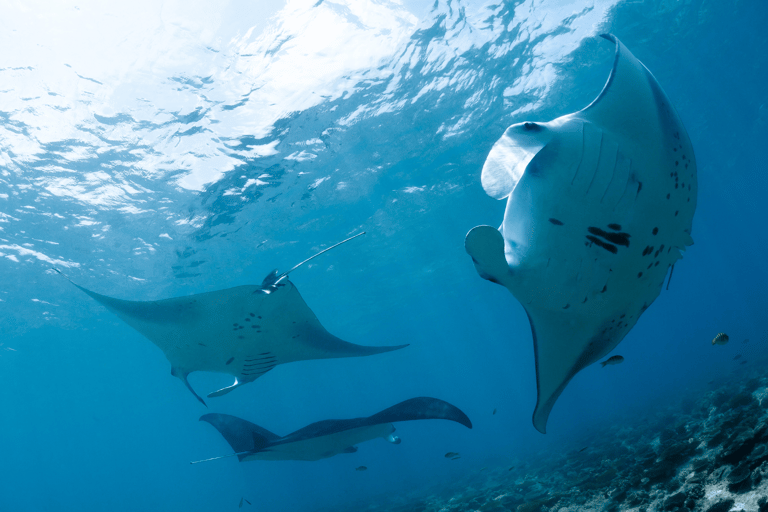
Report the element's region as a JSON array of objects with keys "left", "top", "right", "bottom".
[{"left": 1, "top": 1, "right": 766, "bottom": 511}]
